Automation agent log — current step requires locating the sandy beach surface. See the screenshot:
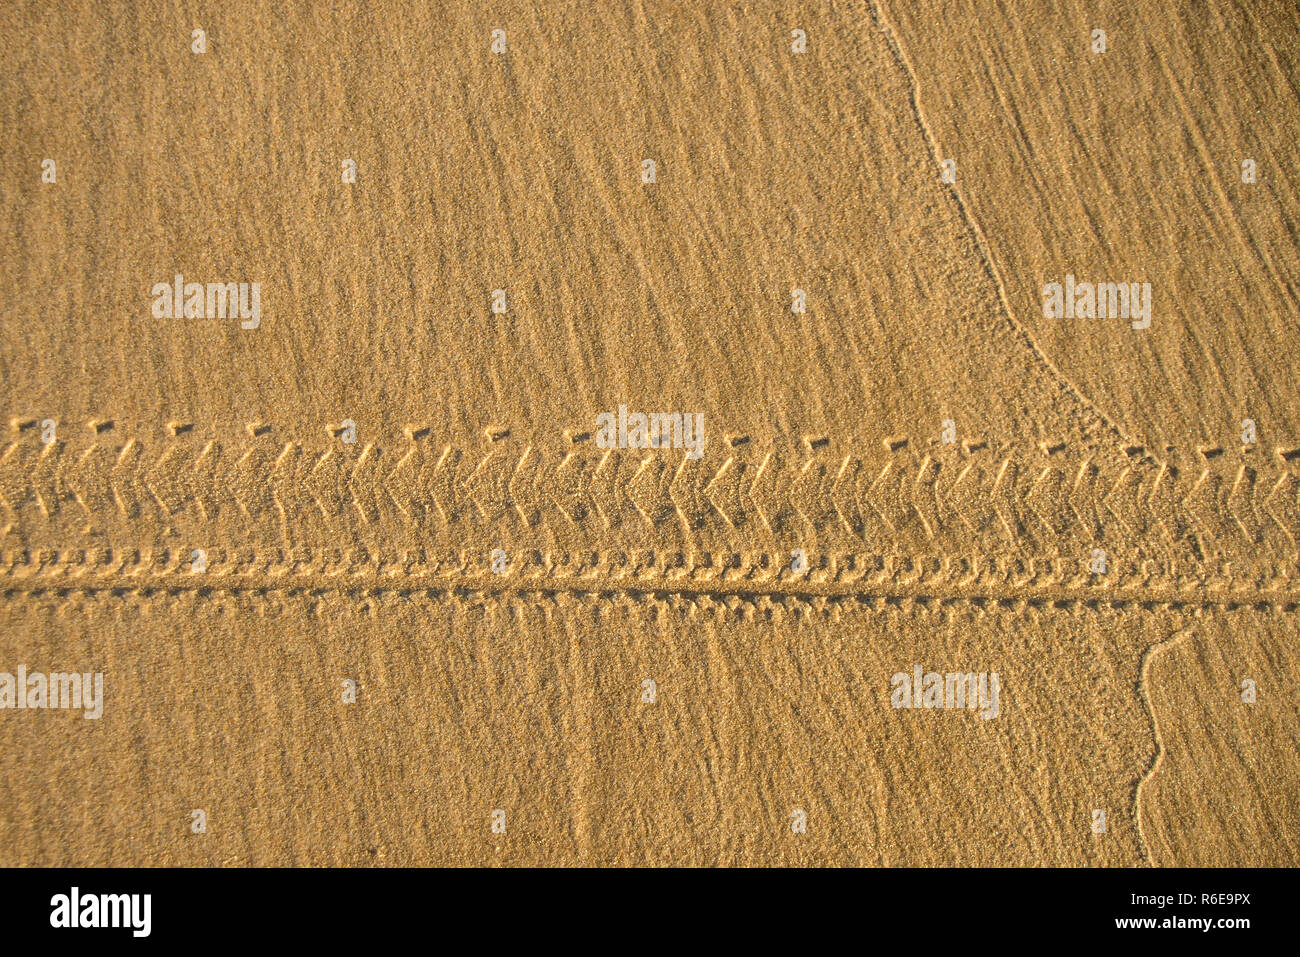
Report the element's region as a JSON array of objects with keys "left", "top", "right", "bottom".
[{"left": 1, "top": 0, "right": 1297, "bottom": 865}]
